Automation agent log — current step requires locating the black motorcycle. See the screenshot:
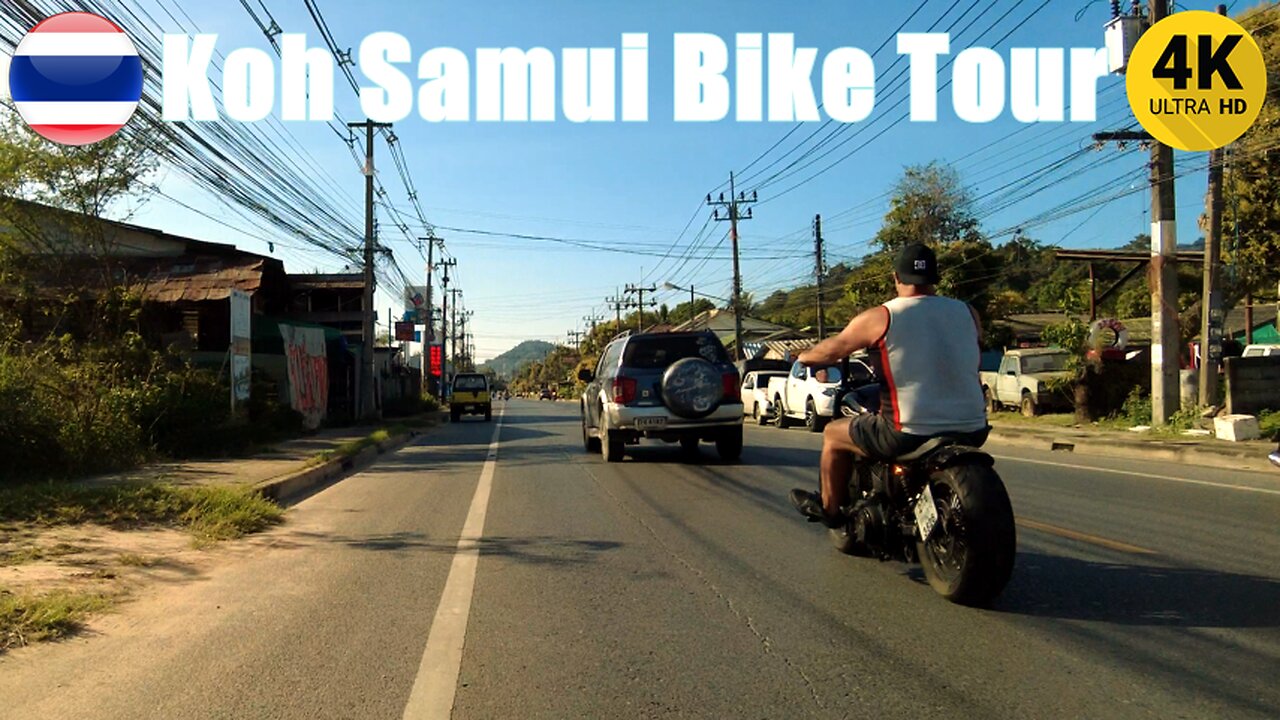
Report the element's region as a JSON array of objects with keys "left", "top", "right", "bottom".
[{"left": 827, "top": 357, "right": 1017, "bottom": 607}]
